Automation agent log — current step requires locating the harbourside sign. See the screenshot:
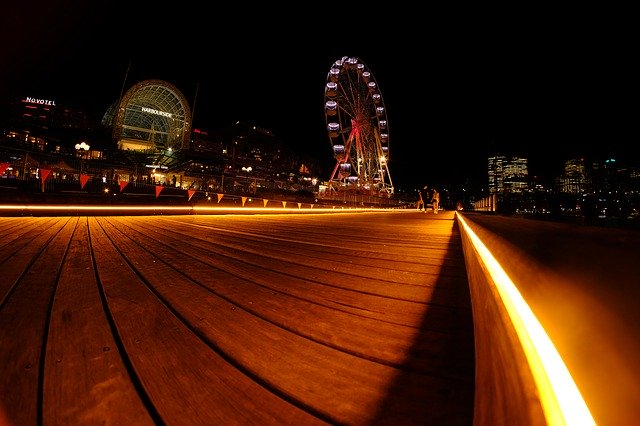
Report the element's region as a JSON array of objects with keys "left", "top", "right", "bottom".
[
  {"left": 23, "top": 97, "right": 56, "bottom": 106},
  {"left": 141, "top": 106, "right": 172, "bottom": 118}
]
